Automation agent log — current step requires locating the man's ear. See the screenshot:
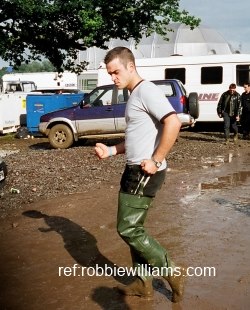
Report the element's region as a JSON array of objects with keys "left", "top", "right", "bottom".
[{"left": 127, "top": 61, "right": 135, "bottom": 73}]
